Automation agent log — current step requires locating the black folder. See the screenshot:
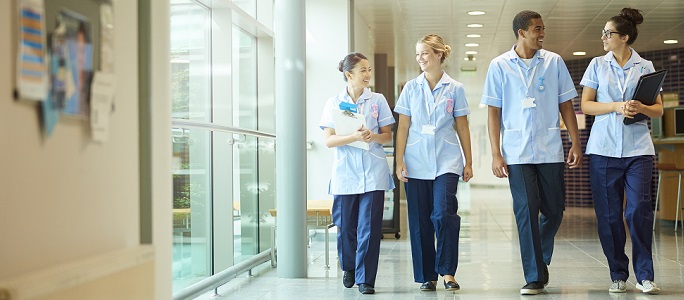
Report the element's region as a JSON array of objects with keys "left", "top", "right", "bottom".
[{"left": 623, "top": 69, "right": 667, "bottom": 125}]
